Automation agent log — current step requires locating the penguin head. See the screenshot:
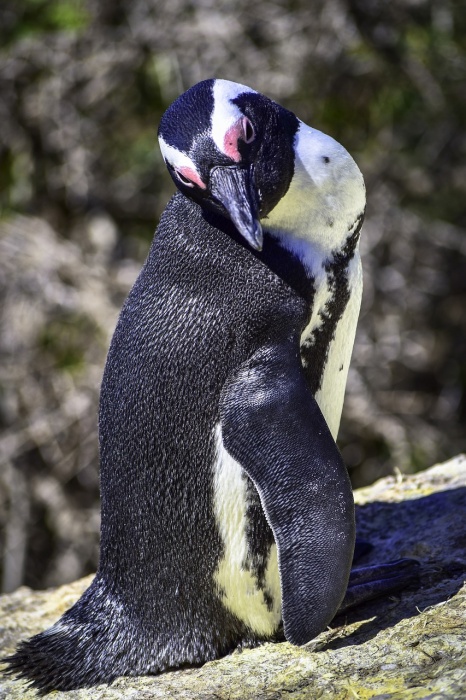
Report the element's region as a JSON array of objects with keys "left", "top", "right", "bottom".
[
  {"left": 158, "top": 79, "right": 299, "bottom": 251},
  {"left": 158, "top": 79, "right": 365, "bottom": 262}
]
